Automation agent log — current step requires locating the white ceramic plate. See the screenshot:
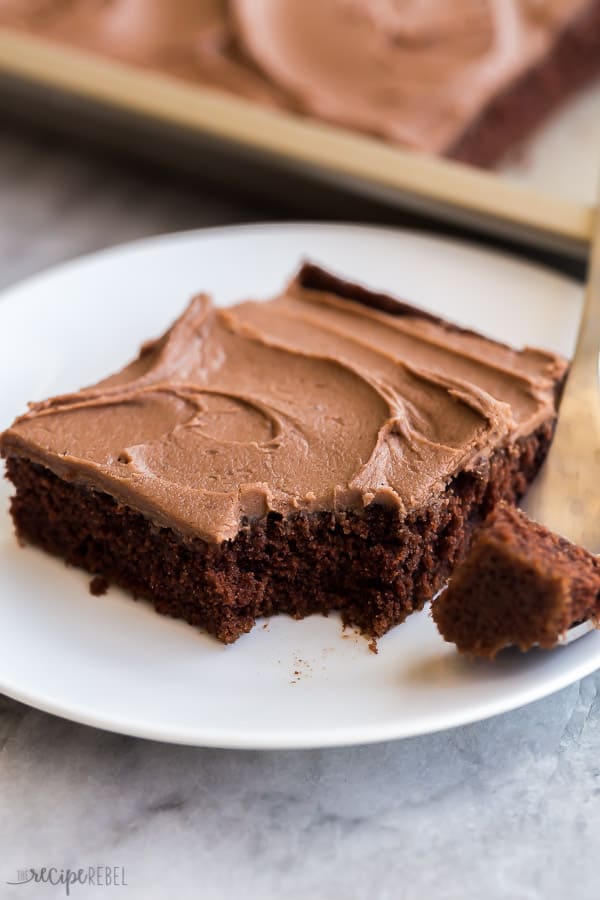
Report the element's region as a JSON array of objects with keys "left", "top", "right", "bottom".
[{"left": 1, "top": 223, "right": 599, "bottom": 749}]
